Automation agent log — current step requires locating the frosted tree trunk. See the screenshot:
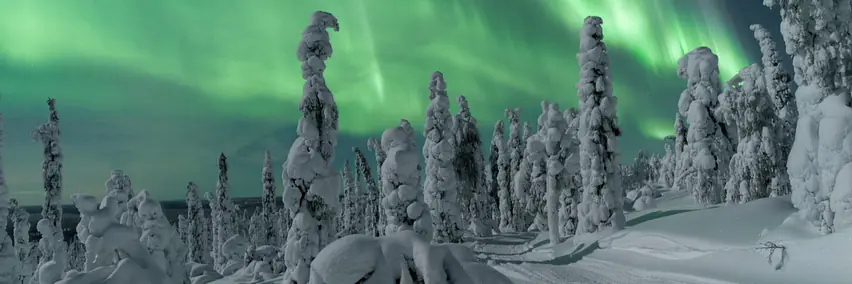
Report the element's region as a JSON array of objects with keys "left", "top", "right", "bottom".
[
  {"left": 423, "top": 72, "right": 463, "bottom": 243},
  {"left": 31, "top": 99, "right": 64, "bottom": 263},
  {"left": 281, "top": 11, "right": 341, "bottom": 283},
  {"left": 576, "top": 17, "right": 625, "bottom": 234}
]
